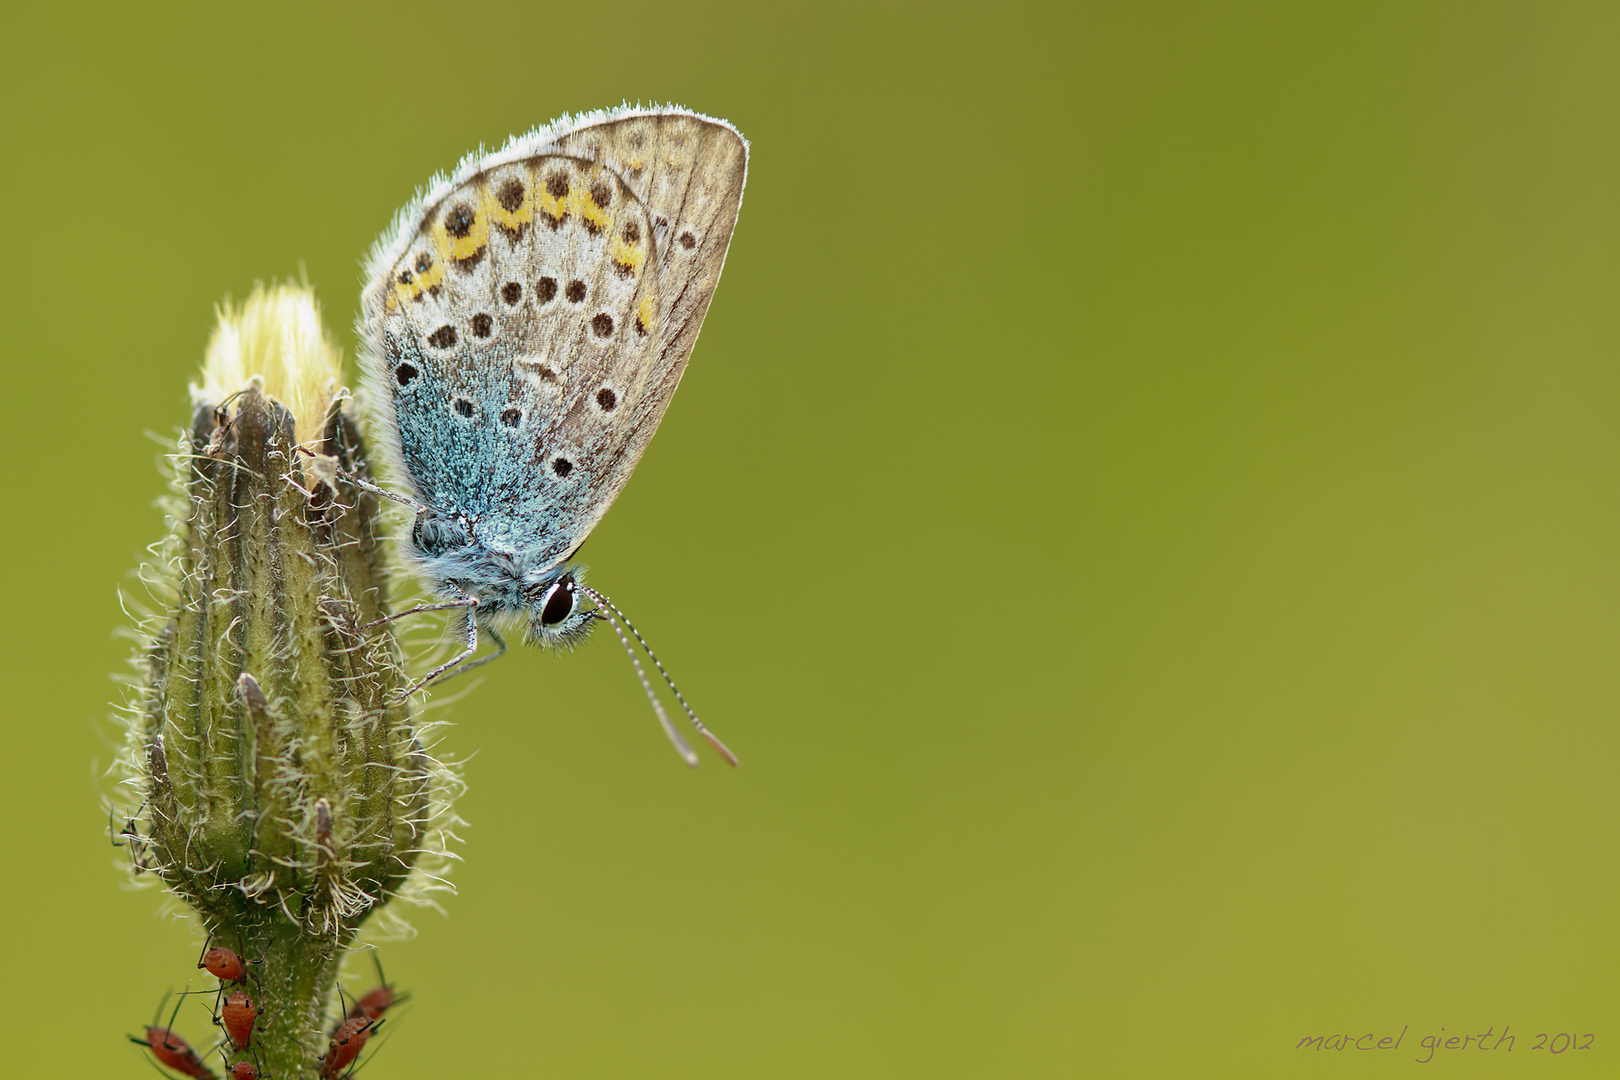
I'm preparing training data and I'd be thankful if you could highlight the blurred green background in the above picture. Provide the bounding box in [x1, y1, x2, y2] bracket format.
[3, 1, 1615, 1075]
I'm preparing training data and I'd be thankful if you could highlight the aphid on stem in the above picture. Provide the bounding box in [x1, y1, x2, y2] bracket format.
[197, 938, 261, 988]
[216, 989, 257, 1052]
[340, 953, 408, 1025]
[129, 993, 215, 1080]
[319, 1005, 381, 1080]
[222, 1048, 271, 1080]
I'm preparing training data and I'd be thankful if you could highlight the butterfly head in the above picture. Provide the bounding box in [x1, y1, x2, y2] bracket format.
[522, 568, 597, 648]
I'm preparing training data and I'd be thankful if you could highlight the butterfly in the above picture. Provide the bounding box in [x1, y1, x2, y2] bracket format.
[355, 106, 747, 766]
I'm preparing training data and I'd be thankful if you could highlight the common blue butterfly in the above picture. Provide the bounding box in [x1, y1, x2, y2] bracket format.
[356, 106, 746, 765]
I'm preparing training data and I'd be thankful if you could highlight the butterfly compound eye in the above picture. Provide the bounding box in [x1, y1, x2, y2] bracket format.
[539, 577, 576, 627]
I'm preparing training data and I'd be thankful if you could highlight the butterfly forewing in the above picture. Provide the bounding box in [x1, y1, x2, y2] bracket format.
[361, 108, 747, 569]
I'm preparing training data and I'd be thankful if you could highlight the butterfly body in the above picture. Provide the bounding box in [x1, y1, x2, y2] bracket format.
[358, 106, 747, 654]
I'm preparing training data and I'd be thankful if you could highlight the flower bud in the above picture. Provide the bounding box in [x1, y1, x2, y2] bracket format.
[114, 285, 458, 1077]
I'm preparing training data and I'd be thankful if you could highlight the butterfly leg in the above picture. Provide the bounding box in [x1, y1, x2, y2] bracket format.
[294, 446, 434, 515]
[344, 471, 431, 514]
[397, 602, 480, 696]
[431, 623, 508, 686]
[360, 597, 478, 631]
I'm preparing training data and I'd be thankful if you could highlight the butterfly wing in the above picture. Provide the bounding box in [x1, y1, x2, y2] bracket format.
[359, 107, 748, 571]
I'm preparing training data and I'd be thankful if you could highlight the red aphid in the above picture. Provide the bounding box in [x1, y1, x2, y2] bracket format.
[340, 953, 407, 1025]
[228, 1062, 264, 1080]
[129, 1026, 215, 1080]
[319, 1014, 376, 1079]
[346, 983, 402, 1022]
[219, 990, 257, 1051]
[200, 945, 251, 984]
